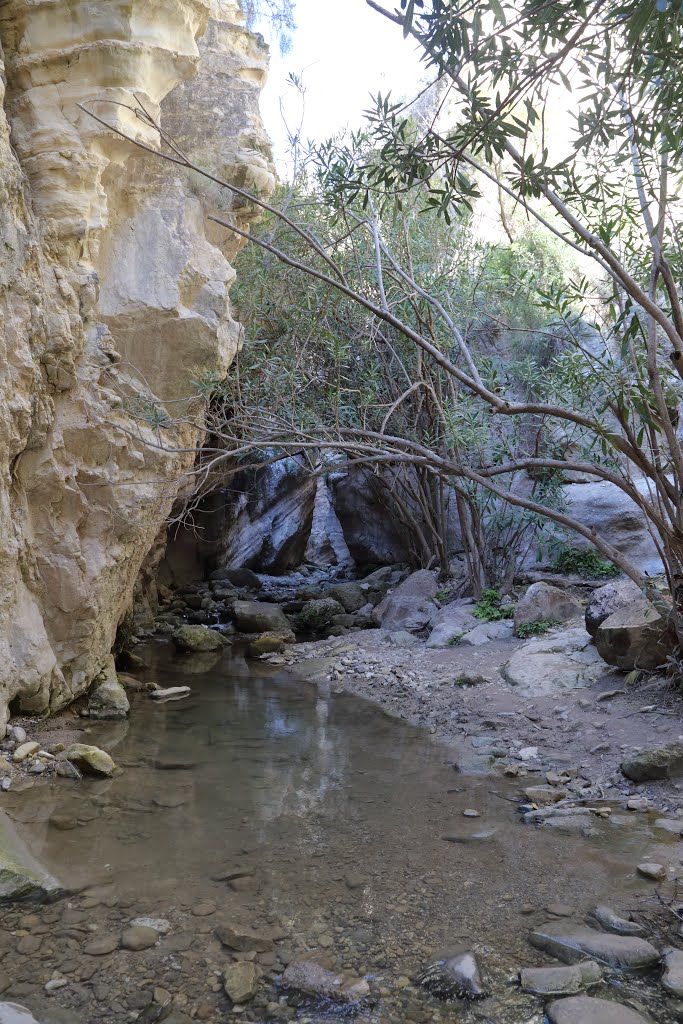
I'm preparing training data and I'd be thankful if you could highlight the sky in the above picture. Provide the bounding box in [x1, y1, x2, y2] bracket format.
[257, 0, 427, 176]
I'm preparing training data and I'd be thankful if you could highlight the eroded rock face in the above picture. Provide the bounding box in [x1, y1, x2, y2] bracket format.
[0, 1, 272, 728]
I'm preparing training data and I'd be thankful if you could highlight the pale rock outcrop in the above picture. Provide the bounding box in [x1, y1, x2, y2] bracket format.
[0, 1, 273, 730]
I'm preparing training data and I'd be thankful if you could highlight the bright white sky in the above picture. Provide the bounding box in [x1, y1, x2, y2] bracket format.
[257, 0, 426, 176]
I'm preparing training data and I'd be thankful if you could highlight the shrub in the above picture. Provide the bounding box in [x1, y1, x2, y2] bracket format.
[515, 618, 561, 639]
[552, 547, 620, 580]
[473, 589, 515, 622]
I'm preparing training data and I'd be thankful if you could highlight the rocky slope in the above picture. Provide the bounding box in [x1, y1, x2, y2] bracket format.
[0, 0, 273, 731]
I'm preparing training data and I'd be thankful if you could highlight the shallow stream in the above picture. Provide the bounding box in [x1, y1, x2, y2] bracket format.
[1, 643, 679, 1023]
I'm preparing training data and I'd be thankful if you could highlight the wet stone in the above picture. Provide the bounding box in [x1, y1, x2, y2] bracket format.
[529, 922, 660, 969]
[546, 995, 650, 1024]
[84, 935, 118, 956]
[662, 948, 683, 997]
[593, 905, 643, 936]
[637, 862, 667, 881]
[120, 925, 159, 951]
[15, 936, 40, 956]
[416, 951, 487, 1000]
[519, 962, 602, 995]
[223, 961, 260, 1003]
[216, 924, 273, 952]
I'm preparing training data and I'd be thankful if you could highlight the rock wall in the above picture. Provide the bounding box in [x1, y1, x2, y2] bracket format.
[0, 0, 273, 730]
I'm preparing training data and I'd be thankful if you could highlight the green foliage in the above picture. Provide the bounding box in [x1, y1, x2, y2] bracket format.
[447, 632, 464, 646]
[473, 589, 515, 622]
[515, 618, 561, 639]
[552, 547, 620, 580]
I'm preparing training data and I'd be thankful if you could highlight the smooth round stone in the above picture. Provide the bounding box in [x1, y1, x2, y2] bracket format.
[547, 995, 648, 1024]
[120, 926, 159, 951]
[84, 935, 118, 956]
[637, 862, 666, 881]
[191, 902, 216, 917]
[12, 742, 39, 763]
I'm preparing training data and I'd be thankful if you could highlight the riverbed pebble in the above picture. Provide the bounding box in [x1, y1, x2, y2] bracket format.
[12, 742, 39, 763]
[120, 925, 159, 951]
[636, 862, 667, 881]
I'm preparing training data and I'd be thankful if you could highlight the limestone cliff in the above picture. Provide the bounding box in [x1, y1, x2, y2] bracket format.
[0, 0, 273, 729]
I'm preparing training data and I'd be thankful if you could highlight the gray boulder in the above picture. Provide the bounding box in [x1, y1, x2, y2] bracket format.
[562, 478, 663, 575]
[211, 567, 261, 589]
[297, 597, 345, 632]
[231, 601, 291, 634]
[326, 581, 366, 612]
[461, 620, 514, 646]
[595, 597, 674, 669]
[585, 579, 641, 637]
[546, 995, 649, 1024]
[503, 627, 605, 696]
[172, 624, 229, 652]
[620, 742, 683, 782]
[529, 921, 659, 969]
[374, 569, 438, 632]
[514, 582, 582, 635]
[427, 601, 478, 648]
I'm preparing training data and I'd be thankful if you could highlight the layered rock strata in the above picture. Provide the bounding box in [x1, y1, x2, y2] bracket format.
[0, 0, 273, 729]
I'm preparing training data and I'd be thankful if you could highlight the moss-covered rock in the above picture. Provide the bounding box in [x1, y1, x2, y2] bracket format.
[172, 625, 230, 653]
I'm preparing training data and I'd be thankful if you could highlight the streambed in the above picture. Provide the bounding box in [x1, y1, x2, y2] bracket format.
[0, 642, 679, 1023]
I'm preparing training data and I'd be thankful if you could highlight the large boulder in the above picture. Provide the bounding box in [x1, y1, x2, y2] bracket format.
[296, 597, 345, 632]
[562, 479, 663, 575]
[172, 624, 229, 653]
[427, 601, 478, 648]
[503, 627, 605, 696]
[212, 568, 261, 589]
[373, 570, 438, 632]
[620, 742, 683, 782]
[514, 582, 582, 635]
[585, 579, 642, 637]
[231, 601, 291, 634]
[326, 581, 366, 613]
[595, 597, 674, 670]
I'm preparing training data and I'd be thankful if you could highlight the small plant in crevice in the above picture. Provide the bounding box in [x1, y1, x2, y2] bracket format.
[515, 618, 561, 639]
[447, 632, 464, 647]
[551, 547, 620, 580]
[473, 589, 515, 622]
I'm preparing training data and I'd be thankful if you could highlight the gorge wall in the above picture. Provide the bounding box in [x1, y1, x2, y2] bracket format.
[0, 0, 273, 730]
